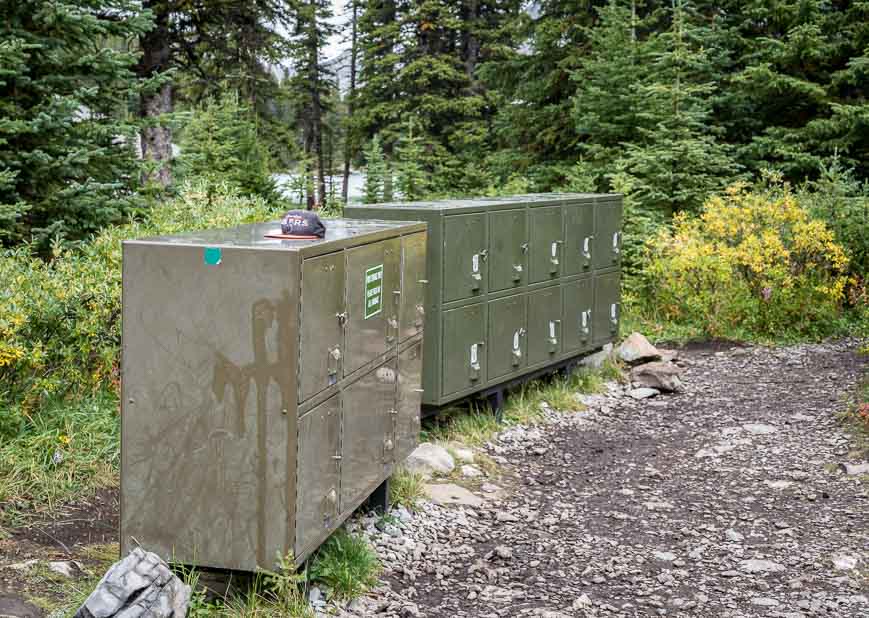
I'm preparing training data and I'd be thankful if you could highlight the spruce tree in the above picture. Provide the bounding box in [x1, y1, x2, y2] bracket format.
[395, 117, 431, 200]
[0, 0, 152, 248]
[363, 135, 387, 202]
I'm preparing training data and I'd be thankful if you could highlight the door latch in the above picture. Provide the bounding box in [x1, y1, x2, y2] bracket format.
[548, 319, 560, 352]
[327, 346, 342, 383]
[387, 316, 398, 344]
[582, 236, 593, 263]
[550, 240, 563, 272]
[512, 263, 523, 281]
[511, 328, 526, 366]
[336, 311, 347, 326]
[581, 310, 591, 340]
[469, 342, 483, 381]
[612, 232, 621, 258]
[610, 303, 619, 332]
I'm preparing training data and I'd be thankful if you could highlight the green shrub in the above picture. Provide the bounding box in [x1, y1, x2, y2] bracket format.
[637, 181, 851, 341]
[0, 182, 285, 424]
[308, 528, 380, 601]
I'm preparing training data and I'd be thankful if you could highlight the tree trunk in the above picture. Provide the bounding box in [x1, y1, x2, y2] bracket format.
[308, 2, 327, 209]
[341, 0, 359, 203]
[137, 1, 173, 188]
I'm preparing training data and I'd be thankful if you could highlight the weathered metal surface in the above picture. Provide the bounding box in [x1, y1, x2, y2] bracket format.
[395, 338, 423, 462]
[121, 244, 296, 572]
[487, 294, 527, 381]
[345, 195, 622, 408]
[399, 233, 427, 342]
[529, 206, 563, 283]
[300, 252, 345, 401]
[442, 303, 486, 397]
[340, 359, 397, 510]
[527, 285, 563, 365]
[443, 213, 487, 303]
[563, 277, 595, 353]
[488, 209, 527, 292]
[121, 218, 425, 573]
[295, 395, 340, 559]
[593, 271, 621, 346]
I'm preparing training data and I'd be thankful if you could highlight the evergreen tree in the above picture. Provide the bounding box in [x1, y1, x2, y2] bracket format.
[363, 135, 387, 202]
[0, 0, 151, 248]
[286, 0, 337, 209]
[176, 92, 278, 203]
[395, 116, 431, 199]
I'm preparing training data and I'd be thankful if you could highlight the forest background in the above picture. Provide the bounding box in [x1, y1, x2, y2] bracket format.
[1, 0, 868, 545]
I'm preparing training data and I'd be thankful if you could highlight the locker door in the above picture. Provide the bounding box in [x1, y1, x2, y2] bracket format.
[563, 278, 594, 354]
[399, 233, 427, 342]
[345, 239, 401, 374]
[487, 295, 527, 381]
[593, 272, 621, 346]
[443, 213, 487, 302]
[299, 253, 345, 401]
[593, 200, 623, 270]
[442, 304, 486, 397]
[341, 360, 397, 509]
[529, 206, 564, 283]
[295, 395, 341, 557]
[563, 202, 595, 276]
[527, 286, 562, 365]
[488, 209, 527, 292]
[395, 340, 423, 463]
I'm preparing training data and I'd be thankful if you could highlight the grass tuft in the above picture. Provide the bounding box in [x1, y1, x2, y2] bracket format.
[390, 467, 427, 509]
[0, 390, 119, 527]
[308, 528, 380, 601]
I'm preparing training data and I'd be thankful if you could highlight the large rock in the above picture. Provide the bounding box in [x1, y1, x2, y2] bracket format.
[631, 361, 684, 393]
[404, 442, 455, 477]
[74, 548, 190, 618]
[425, 483, 483, 507]
[617, 333, 661, 364]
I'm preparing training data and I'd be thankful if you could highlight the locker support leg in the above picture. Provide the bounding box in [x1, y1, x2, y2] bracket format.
[363, 478, 390, 514]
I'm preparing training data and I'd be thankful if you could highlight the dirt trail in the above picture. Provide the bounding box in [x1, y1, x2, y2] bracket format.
[352, 341, 869, 617]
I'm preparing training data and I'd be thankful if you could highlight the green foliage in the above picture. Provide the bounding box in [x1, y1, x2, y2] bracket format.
[0, 390, 118, 527]
[0, 0, 152, 249]
[177, 93, 280, 203]
[363, 135, 388, 202]
[389, 467, 427, 509]
[395, 117, 431, 200]
[308, 528, 380, 601]
[637, 181, 852, 341]
[0, 182, 285, 419]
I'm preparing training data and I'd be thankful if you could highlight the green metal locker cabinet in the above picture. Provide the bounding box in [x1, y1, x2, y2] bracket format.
[346, 193, 622, 408]
[121, 219, 426, 572]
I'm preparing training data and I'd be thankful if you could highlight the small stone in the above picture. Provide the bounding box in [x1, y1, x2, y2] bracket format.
[572, 594, 593, 609]
[580, 344, 614, 369]
[831, 555, 858, 571]
[742, 423, 777, 435]
[451, 446, 475, 463]
[461, 464, 484, 478]
[425, 483, 483, 507]
[654, 551, 677, 562]
[309, 586, 323, 604]
[617, 333, 662, 364]
[48, 561, 80, 578]
[840, 463, 869, 476]
[751, 597, 780, 607]
[725, 529, 745, 542]
[496, 511, 519, 522]
[405, 443, 455, 477]
[494, 546, 513, 560]
[764, 480, 793, 490]
[739, 559, 785, 573]
[629, 387, 660, 400]
[481, 483, 501, 494]
[630, 361, 684, 393]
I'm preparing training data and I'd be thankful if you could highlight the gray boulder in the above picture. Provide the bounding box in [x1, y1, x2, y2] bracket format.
[404, 443, 455, 477]
[580, 343, 614, 369]
[631, 361, 684, 393]
[74, 548, 190, 618]
[617, 333, 661, 364]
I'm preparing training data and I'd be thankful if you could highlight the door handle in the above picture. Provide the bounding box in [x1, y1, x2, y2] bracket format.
[612, 232, 621, 258]
[610, 303, 620, 332]
[583, 236, 593, 263]
[512, 263, 523, 281]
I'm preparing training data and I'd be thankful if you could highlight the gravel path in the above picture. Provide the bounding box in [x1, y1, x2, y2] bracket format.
[345, 341, 869, 618]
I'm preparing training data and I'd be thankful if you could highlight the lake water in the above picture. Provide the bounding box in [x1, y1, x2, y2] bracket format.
[273, 171, 366, 204]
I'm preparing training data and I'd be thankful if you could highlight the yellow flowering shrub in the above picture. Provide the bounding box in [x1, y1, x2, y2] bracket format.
[0, 181, 284, 431]
[641, 182, 851, 340]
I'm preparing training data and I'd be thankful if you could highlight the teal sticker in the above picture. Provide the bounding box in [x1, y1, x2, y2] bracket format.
[364, 264, 384, 319]
[204, 247, 222, 266]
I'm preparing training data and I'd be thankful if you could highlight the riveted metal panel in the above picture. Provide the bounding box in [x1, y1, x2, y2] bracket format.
[529, 206, 563, 283]
[399, 233, 427, 342]
[443, 213, 487, 302]
[488, 209, 527, 292]
[344, 240, 399, 374]
[442, 303, 486, 397]
[295, 395, 340, 560]
[121, 243, 296, 572]
[593, 199, 623, 270]
[395, 339, 423, 462]
[299, 253, 345, 402]
[340, 360, 397, 509]
[527, 286, 562, 365]
[593, 272, 621, 346]
[563, 201, 596, 276]
[563, 277, 595, 354]
[487, 295, 527, 381]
